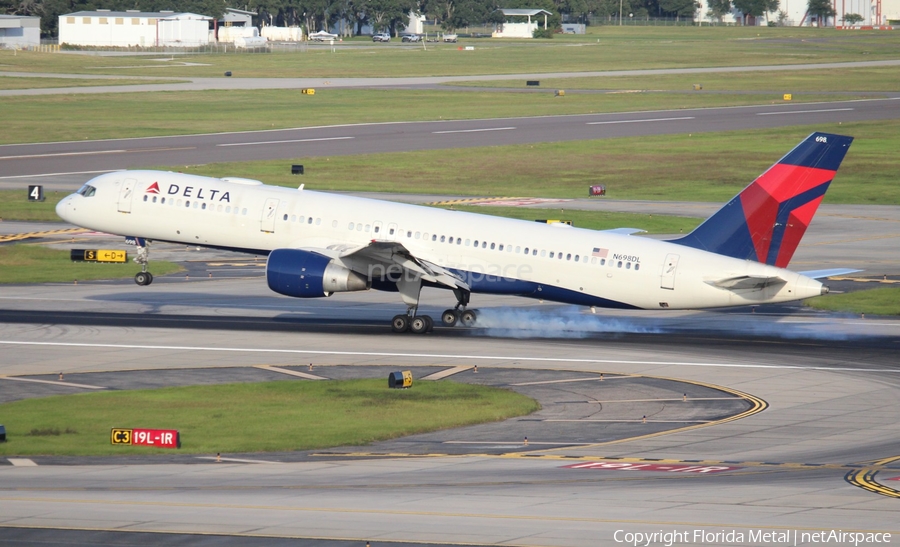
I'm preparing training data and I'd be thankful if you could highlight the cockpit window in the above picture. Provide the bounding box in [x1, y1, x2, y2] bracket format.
[76, 184, 97, 197]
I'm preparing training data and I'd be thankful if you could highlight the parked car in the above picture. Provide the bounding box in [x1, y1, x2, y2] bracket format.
[372, 33, 391, 42]
[442, 34, 458, 43]
[401, 34, 422, 42]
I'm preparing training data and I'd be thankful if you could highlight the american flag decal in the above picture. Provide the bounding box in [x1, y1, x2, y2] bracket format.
[592, 247, 609, 258]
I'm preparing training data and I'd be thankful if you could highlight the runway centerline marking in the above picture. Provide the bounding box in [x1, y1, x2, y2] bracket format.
[1, 340, 899, 373]
[756, 108, 854, 116]
[432, 127, 516, 134]
[217, 137, 354, 147]
[586, 116, 695, 125]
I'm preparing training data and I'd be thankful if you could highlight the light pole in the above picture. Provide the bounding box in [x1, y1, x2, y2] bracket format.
[619, 0, 623, 25]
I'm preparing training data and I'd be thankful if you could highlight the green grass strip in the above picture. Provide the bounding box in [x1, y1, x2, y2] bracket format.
[0, 245, 182, 284]
[0, 379, 540, 456]
[805, 287, 900, 316]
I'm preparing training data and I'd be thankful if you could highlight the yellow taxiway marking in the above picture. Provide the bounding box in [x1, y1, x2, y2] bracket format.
[425, 197, 522, 206]
[586, 397, 739, 403]
[0, 228, 86, 243]
[845, 454, 900, 499]
[254, 365, 327, 381]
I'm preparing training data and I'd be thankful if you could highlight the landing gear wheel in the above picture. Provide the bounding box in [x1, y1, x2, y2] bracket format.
[391, 314, 410, 333]
[410, 316, 429, 334]
[423, 315, 434, 332]
[461, 309, 478, 327]
[441, 309, 459, 327]
[134, 271, 152, 286]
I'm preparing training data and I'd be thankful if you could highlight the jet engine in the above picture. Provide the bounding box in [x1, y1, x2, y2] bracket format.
[266, 248, 369, 298]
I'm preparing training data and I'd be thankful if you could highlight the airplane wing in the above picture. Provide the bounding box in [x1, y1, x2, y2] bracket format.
[707, 275, 786, 291]
[300, 240, 470, 291]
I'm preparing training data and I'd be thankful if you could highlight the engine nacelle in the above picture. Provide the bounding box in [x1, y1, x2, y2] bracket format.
[266, 248, 369, 298]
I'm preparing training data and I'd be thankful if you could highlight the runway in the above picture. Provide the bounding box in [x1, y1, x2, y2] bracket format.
[2, 98, 900, 179]
[1, 266, 900, 545]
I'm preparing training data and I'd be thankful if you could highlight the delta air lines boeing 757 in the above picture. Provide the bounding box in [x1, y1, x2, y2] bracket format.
[56, 132, 855, 334]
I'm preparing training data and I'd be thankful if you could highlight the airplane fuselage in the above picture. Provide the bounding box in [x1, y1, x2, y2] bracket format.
[56, 170, 825, 310]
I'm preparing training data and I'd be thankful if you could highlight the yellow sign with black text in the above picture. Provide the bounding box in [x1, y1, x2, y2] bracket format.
[111, 428, 132, 445]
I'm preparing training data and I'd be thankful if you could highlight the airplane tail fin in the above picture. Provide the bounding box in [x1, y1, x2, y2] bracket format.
[671, 132, 853, 268]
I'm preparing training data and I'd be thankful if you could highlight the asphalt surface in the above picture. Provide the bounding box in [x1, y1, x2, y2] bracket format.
[2, 98, 899, 180]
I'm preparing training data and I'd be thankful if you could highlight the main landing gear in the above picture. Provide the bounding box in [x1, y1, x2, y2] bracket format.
[390, 284, 478, 334]
[440, 289, 478, 327]
[133, 240, 154, 286]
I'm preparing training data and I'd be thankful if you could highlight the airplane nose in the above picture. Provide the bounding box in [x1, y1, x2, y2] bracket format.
[55, 195, 73, 222]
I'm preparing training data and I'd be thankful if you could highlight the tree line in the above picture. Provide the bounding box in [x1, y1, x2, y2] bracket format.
[2, 0, 841, 38]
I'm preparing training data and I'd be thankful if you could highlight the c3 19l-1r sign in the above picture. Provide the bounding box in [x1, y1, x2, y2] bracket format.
[111, 428, 181, 449]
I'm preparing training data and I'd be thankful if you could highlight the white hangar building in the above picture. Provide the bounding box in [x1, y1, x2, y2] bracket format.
[0, 15, 41, 48]
[59, 11, 213, 47]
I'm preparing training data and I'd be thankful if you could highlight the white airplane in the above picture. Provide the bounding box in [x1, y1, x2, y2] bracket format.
[56, 132, 855, 334]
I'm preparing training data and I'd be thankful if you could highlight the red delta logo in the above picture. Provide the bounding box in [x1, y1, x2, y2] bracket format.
[146, 182, 161, 194]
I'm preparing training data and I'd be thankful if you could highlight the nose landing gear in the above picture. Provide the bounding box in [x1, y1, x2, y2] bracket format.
[133, 239, 154, 286]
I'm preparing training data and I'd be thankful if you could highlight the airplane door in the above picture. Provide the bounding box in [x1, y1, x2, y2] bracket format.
[261, 198, 279, 233]
[373, 221, 383, 237]
[660, 253, 679, 290]
[117, 178, 137, 213]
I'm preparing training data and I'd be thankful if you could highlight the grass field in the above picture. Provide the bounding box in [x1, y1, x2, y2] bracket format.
[175, 119, 900, 205]
[0, 379, 539, 456]
[805, 287, 900, 316]
[0, 190, 70, 221]
[0, 245, 182, 284]
[2, 28, 898, 78]
[0, 87, 867, 145]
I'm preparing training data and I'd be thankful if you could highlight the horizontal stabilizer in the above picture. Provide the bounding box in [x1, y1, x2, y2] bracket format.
[708, 275, 786, 291]
[799, 268, 862, 279]
[601, 228, 647, 235]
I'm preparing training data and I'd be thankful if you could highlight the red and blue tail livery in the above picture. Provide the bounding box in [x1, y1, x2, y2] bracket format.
[672, 132, 853, 268]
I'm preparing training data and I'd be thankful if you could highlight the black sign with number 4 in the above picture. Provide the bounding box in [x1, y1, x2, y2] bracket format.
[28, 185, 45, 202]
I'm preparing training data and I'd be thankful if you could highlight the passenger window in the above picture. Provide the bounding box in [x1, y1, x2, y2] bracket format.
[474, 240, 479, 247]
[177, 199, 183, 206]
[465, 239, 470, 246]
[549, 252, 554, 258]
[217, 205, 223, 212]
[432, 235, 437, 241]
[567, 254, 572, 261]
[575, 255, 579, 262]
[281, 212, 286, 219]
[499, 244, 504, 251]
[193, 202, 199, 209]
[184, 201, 189, 207]
[333, 220, 339, 228]
[416, 232, 421, 239]
[143, 195, 148, 202]
[635, 264, 640, 271]
[407, 231, 412, 238]
[299, 216, 305, 223]
[533, 249, 537, 256]
[524, 247, 529, 254]
[203, 203, 209, 210]
[153, 196, 158, 203]
[389, 227, 395, 235]
[457, 238, 462, 245]
[357, 224, 363, 231]
[349, 222, 355, 230]
[315, 218, 320, 225]
[482, 242, 487, 248]
[309, 217, 314, 224]
[601, 258, 606, 266]
[291, 215, 297, 222]
[516, 246, 521, 253]
[226, 206, 231, 213]
[541, 250, 546, 257]
[626, 262, 631, 269]
[373, 224, 379, 232]
[365, 225, 371, 232]
[242, 208, 248, 215]
[491, 243, 496, 250]
[617, 261, 623, 268]
[162, 197, 166, 204]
